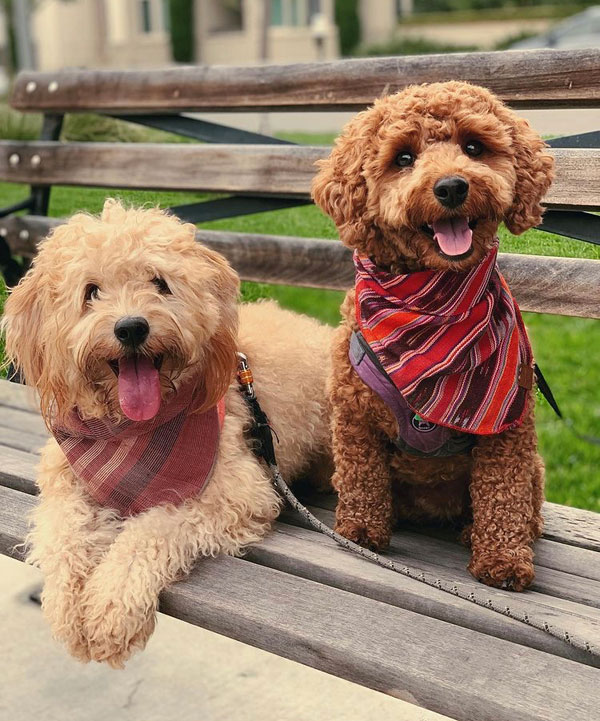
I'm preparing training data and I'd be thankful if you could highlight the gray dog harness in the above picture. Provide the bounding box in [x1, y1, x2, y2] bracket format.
[349, 331, 475, 458]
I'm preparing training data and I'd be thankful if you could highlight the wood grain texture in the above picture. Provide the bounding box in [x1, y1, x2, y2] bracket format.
[249, 521, 600, 667]
[289, 494, 600, 581]
[544, 503, 600, 552]
[0, 442, 39, 495]
[2, 216, 599, 319]
[0, 484, 599, 721]
[0, 405, 47, 437]
[0, 143, 596, 210]
[0, 142, 324, 196]
[300, 490, 600, 555]
[0, 426, 47, 456]
[0, 380, 40, 413]
[284, 504, 600, 611]
[10, 49, 600, 112]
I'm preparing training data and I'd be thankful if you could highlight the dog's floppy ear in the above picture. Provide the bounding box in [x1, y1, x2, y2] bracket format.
[311, 109, 381, 250]
[188, 241, 240, 413]
[1, 262, 49, 387]
[503, 116, 555, 235]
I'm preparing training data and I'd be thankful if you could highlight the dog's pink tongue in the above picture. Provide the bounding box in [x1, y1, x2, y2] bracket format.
[118, 357, 161, 422]
[432, 217, 473, 256]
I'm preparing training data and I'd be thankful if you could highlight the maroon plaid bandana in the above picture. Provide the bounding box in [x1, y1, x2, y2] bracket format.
[354, 246, 533, 435]
[53, 387, 225, 516]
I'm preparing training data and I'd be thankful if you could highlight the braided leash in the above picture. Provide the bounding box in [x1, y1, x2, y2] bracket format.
[236, 354, 599, 660]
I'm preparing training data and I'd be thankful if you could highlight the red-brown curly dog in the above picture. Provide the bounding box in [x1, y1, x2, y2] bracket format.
[312, 81, 555, 591]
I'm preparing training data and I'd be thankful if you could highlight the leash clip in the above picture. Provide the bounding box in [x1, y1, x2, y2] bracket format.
[236, 352, 256, 400]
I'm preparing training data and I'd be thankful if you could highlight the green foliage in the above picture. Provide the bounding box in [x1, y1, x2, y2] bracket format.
[335, 0, 361, 56]
[0, 105, 41, 140]
[168, 0, 195, 63]
[412, 0, 596, 15]
[0, 0, 17, 74]
[61, 113, 194, 144]
[493, 29, 537, 50]
[365, 36, 479, 56]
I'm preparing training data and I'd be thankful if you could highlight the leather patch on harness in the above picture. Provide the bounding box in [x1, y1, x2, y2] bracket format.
[518, 363, 534, 390]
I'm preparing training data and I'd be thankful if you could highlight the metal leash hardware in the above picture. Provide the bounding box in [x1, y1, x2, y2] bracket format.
[235, 352, 599, 660]
[237, 352, 278, 464]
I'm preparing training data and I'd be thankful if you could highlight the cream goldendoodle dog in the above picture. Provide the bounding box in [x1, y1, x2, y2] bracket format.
[2, 200, 332, 668]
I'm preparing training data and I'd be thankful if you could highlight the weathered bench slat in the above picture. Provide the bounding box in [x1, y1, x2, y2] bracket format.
[2, 217, 599, 320]
[0, 444, 38, 495]
[544, 502, 600, 553]
[5, 430, 599, 606]
[250, 521, 600, 664]
[0, 143, 596, 211]
[0, 484, 598, 721]
[0, 381, 39, 413]
[284, 503, 600, 612]
[287, 496, 600, 582]
[301, 489, 600, 553]
[3, 477, 597, 666]
[0, 427, 47, 455]
[10, 50, 600, 112]
[0, 405, 47, 437]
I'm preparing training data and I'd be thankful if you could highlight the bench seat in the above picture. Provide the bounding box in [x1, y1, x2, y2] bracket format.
[1, 378, 599, 721]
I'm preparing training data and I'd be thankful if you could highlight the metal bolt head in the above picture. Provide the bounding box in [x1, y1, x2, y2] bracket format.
[31, 154, 41, 167]
[25, 81, 37, 93]
[48, 81, 58, 93]
[19, 229, 30, 241]
[9, 153, 20, 167]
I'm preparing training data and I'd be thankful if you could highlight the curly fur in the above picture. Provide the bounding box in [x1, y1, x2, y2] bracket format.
[312, 82, 553, 590]
[2, 200, 333, 667]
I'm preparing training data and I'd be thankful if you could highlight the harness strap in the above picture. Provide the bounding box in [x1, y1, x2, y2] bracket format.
[236, 354, 599, 660]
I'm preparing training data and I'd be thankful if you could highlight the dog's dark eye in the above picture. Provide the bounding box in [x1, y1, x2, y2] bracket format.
[395, 151, 415, 168]
[152, 276, 171, 295]
[464, 140, 484, 157]
[84, 284, 100, 303]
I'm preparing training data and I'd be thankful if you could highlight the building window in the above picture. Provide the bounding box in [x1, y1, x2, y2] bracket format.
[140, 0, 152, 33]
[271, 0, 283, 26]
[162, 0, 170, 32]
[271, 0, 309, 27]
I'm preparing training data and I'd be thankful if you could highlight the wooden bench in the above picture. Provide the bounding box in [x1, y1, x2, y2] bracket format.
[1, 49, 600, 721]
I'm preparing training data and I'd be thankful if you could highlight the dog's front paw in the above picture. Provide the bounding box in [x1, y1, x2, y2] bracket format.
[335, 517, 391, 551]
[40, 581, 91, 663]
[469, 547, 535, 592]
[81, 571, 157, 668]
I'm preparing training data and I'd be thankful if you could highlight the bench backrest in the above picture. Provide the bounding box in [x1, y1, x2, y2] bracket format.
[0, 48, 599, 319]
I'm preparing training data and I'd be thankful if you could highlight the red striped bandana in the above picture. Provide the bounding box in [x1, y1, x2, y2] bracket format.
[53, 387, 225, 516]
[354, 246, 533, 435]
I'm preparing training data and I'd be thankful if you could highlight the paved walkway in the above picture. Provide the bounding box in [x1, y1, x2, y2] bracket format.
[1, 555, 453, 721]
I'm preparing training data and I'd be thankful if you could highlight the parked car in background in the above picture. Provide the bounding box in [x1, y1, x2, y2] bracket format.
[511, 6, 600, 50]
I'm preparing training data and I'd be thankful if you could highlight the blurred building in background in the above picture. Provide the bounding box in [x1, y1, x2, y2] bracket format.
[4, 0, 597, 74]
[10, 0, 360, 70]
[195, 0, 338, 64]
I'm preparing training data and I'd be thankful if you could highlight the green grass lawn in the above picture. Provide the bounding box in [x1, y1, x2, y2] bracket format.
[0, 127, 598, 511]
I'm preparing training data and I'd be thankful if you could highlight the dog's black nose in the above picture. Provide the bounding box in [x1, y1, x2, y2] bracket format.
[114, 317, 150, 347]
[433, 176, 469, 209]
